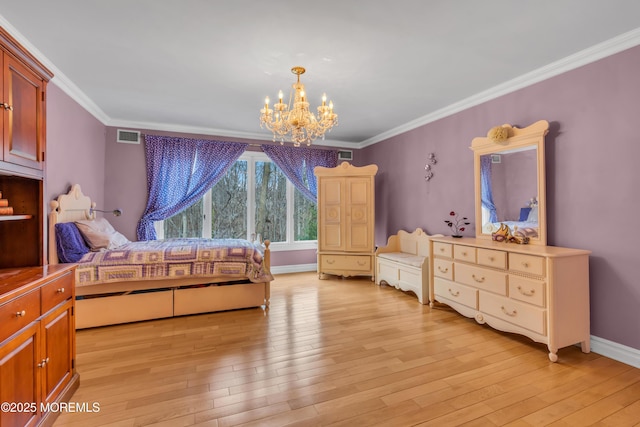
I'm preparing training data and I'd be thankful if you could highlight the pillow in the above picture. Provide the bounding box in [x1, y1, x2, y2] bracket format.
[527, 206, 539, 222]
[75, 217, 130, 250]
[55, 222, 90, 263]
[519, 207, 532, 222]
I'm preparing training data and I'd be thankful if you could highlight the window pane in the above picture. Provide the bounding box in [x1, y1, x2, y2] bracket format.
[163, 198, 203, 238]
[211, 160, 247, 238]
[255, 161, 286, 242]
[294, 190, 317, 241]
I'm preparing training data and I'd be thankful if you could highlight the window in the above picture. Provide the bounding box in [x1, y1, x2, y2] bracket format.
[157, 152, 317, 250]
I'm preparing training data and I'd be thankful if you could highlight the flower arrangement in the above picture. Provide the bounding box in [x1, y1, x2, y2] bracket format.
[445, 211, 470, 237]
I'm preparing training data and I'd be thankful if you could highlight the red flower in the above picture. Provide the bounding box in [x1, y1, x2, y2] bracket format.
[449, 211, 456, 216]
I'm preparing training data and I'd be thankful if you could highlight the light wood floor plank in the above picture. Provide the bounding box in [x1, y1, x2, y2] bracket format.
[52, 272, 640, 426]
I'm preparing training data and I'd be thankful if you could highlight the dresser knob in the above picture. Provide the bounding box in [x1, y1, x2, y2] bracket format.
[57, 287, 65, 293]
[522, 262, 530, 268]
[448, 288, 460, 297]
[16, 310, 26, 317]
[501, 306, 517, 317]
[472, 274, 485, 283]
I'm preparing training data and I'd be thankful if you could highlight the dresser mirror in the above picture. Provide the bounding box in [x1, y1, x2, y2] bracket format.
[471, 120, 549, 245]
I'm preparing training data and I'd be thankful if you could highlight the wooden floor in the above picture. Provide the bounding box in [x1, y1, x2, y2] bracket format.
[54, 272, 640, 427]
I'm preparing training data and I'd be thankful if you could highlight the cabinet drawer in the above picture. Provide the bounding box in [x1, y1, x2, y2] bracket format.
[434, 277, 477, 309]
[509, 275, 546, 308]
[321, 255, 371, 271]
[455, 263, 507, 295]
[432, 242, 452, 258]
[479, 292, 547, 336]
[433, 258, 453, 280]
[41, 272, 73, 314]
[0, 289, 41, 343]
[477, 248, 507, 269]
[454, 245, 476, 263]
[509, 253, 545, 276]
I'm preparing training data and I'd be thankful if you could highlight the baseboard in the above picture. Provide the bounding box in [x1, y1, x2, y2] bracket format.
[271, 263, 317, 275]
[591, 335, 640, 369]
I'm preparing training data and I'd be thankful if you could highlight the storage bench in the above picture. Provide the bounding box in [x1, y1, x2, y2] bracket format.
[375, 228, 442, 304]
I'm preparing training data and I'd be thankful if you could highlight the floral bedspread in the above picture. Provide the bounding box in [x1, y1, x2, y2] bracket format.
[75, 238, 273, 287]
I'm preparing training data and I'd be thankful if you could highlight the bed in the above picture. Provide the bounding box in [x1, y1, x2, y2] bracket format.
[48, 184, 272, 329]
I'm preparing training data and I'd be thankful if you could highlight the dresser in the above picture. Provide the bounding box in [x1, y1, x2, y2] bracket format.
[314, 162, 378, 280]
[0, 265, 78, 427]
[429, 236, 591, 361]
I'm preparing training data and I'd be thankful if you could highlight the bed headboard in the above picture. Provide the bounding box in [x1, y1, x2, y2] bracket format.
[49, 184, 96, 264]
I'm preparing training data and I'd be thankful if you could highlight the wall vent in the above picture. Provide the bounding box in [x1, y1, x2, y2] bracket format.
[117, 129, 141, 144]
[337, 150, 353, 161]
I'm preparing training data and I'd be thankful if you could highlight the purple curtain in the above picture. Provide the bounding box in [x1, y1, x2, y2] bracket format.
[137, 135, 247, 240]
[261, 144, 338, 203]
[481, 155, 498, 223]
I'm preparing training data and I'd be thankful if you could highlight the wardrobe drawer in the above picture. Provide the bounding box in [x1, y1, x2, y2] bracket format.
[477, 248, 507, 269]
[0, 289, 41, 343]
[455, 263, 507, 295]
[320, 254, 371, 271]
[433, 242, 452, 258]
[509, 275, 546, 308]
[509, 253, 545, 276]
[41, 272, 73, 314]
[433, 258, 453, 280]
[454, 245, 476, 263]
[434, 277, 477, 310]
[479, 292, 547, 336]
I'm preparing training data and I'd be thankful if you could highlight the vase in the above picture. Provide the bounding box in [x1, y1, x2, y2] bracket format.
[452, 235, 462, 238]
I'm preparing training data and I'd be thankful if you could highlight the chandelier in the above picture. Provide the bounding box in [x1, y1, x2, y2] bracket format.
[260, 66, 338, 146]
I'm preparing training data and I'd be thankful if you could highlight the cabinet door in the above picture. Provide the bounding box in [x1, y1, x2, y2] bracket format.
[345, 177, 373, 252]
[2, 54, 45, 170]
[40, 301, 74, 407]
[318, 177, 344, 251]
[0, 323, 41, 427]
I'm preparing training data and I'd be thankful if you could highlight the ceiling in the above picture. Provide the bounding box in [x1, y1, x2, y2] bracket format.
[1, 1, 640, 147]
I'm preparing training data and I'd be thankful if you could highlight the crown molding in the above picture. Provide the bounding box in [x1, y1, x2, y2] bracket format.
[358, 27, 640, 148]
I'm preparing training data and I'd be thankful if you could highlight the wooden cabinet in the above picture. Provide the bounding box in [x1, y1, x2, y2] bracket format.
[0, 28, 51, 176]
[315, 162, 377, 280]
[0, 265, 78, 427]
[0, 27, 52, 270]
[430, 236, 591, 362]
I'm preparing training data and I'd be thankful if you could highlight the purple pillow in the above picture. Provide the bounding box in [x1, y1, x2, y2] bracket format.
[55, 222, 90, 263]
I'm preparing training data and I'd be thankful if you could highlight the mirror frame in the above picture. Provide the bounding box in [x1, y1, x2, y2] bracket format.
[471, 120, 549, 246]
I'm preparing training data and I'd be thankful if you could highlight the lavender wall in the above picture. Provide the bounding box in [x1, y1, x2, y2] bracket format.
[360, 45, 640, 351]
[45, 84, 106, 217]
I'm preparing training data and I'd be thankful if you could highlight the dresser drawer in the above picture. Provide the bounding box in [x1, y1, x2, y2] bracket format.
[477, 248, 507, 269]
[41, 272, 74, 314]
[479, 292, 547, 336]
[433, 258, 453, 280]
[0, 289, 41, 343]
[454, 245, 476, 263]
[509, 253, 545, 276]
[434, 277, 477, 309]
[433, 242, 452, 258]
[455, 263, 507, 295]
[320, 254, 371, 271]
[509, 275, 546, 307]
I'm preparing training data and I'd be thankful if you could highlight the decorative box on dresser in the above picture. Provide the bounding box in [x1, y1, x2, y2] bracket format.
[429, 236, 590, 362]
[314, 162, 378, 280]
[0, 27, 79, 427]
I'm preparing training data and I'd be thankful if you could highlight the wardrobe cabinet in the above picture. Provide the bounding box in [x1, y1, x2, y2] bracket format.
[0, 265, 78, 427]
[314, 162, 377, 280]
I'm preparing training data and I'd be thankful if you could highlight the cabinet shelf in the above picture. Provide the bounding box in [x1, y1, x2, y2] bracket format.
[0, 214, 33, 221]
